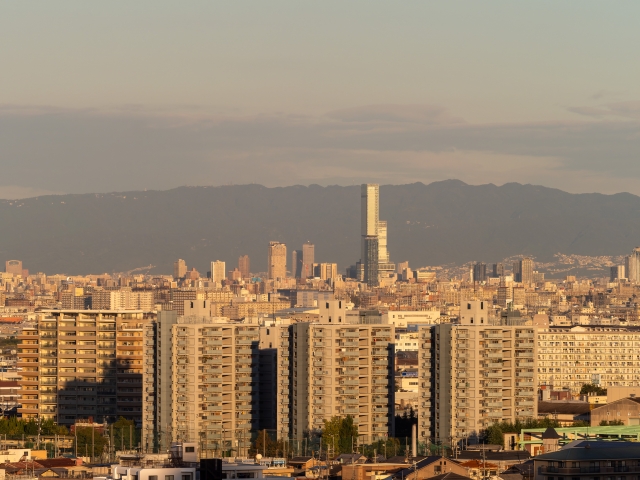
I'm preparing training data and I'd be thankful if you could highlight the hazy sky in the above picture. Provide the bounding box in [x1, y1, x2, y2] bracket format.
[1, 2, 640, 198]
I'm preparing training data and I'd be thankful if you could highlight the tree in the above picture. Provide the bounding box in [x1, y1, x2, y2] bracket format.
[395, 408, 417, 439]
[580, 384, 607, 396]
[483, 418, 561, 447]
[321, 416, 358, 456]
[112, 417, 140, 451]
[75, 427, 108, 458]
[250, 430, 285, 457]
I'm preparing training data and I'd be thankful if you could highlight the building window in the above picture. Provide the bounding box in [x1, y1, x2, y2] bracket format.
[185, 446, 195, 453]
[166, 476, 174, 480]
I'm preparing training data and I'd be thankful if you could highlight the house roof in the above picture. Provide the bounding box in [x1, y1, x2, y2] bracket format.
[535, 441, 640, 461]
[538, 401, 592, 415]
[541, 427, 561, 440]
[390, 456, 447, 479]
[427, 473, 472, 480]
[459, 460, 498, 469]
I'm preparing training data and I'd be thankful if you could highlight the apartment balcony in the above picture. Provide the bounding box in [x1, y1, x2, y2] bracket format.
[516, 400, 534, 407]
[516, 351, 534, 358]
[516, 342, 534, 349]
[340, 379, 359, 386]
[340, 332, 360, 338]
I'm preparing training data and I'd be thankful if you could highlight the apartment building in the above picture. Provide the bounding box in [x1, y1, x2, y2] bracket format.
[537, 325, 640, 393]
[91, 289, 154, 310]
[18, 309, 150, 426]
[418, 300, 537, 444]
[291, 300, 395, 442]
[258, 321, 292, 441]
[171, 318, 260, 457]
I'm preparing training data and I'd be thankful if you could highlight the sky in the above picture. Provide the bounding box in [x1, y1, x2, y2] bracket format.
[1, 1, 640, 198]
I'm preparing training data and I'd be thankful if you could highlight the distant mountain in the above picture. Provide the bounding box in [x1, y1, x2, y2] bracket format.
[1, 181, 639, 275]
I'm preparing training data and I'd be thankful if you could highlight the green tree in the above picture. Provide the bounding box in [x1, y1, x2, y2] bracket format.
[580, 384, 607, 395]
[75, 427, 108, 458]
[322, 416, 358, 456]
[112, 417, 140, 451]
[483, 418, 561, 447]
[250, 430, 285, 457]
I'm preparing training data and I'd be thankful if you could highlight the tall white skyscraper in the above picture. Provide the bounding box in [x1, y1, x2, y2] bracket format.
[377, 220, 389, 263]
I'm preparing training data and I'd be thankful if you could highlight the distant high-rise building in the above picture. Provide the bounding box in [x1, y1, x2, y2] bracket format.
[173, 259, 187, 280]
[359, 184, 394, 281]
[292, 250, 302, 278]
[520, 257, 534, 284]
[5, 260, 22, 276]
[473, 262, 487, 282]
[626, 247, 640, 283]
[397, 261, 409, 275]
[268, 242, 287, 280]
[238, 255, 250, 279]
[364, 236, 379, 287]
[302, 242, 314, 279]
[210, 260, 226, 283]
[228, 268, 242, 282]
[492, 263, 504, 278]
[377, 221, 389, 263]
[610, 265, 626, 282]
[512, 261, 521, 282]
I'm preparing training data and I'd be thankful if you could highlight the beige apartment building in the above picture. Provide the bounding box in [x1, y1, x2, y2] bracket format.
[18, 309, 150, 426]
[418, 300, 537, 444]
[291, 300, 395, 442]
[170, 318, 260, 457]
[258, 321, 292, 442]
[537, 325, 640, 393]
[91, 288, 154, 310]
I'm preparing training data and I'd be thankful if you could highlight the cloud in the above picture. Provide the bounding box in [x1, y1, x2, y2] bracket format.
[568, 101, 640, 120]
[326, 104, 463, 125]
[0, 104, 639, 195]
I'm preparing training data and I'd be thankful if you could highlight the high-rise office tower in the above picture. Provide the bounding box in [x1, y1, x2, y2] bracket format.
[520, 257, 534, 284]
[473, 263, 487, 282]
[625, 247, 640, 283]
[512, 261, 521, 282]
[418, 300, 537, 444]
[292, 250, 302, 279]
[302, 242, 314, 279]
[268, 242, 287, 280]
[210, 260, 226, 284]
[291, 300, 395, 442]
[173, 259, 187, 280]
[492, 263, 504, 278]
[363, 236, 379, 287]
[238, 255, 250, 279]
[5, 260, 22, 276]
[377, 221, 389, 263]
[360, 184, 379, 280]
[610, 265, 626, 282]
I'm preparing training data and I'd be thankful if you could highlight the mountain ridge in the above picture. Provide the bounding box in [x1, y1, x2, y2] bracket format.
[1, 180, 638, 275]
